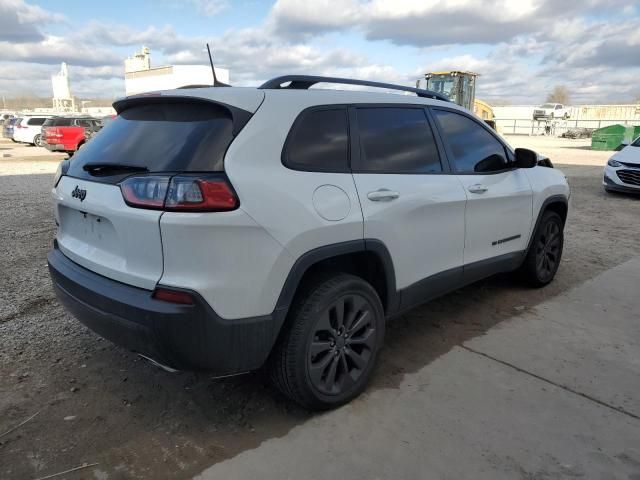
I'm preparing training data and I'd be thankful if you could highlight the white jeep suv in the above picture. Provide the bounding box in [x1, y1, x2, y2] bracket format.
[48, 76, 570, 410]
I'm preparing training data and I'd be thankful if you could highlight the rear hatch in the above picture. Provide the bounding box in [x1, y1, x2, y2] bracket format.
[53, 88, 264, 290]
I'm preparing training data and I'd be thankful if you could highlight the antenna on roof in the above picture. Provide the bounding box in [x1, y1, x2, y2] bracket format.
[207, 43, 229, 87]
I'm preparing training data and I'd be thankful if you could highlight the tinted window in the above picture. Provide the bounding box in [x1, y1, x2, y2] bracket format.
[67, 101, 235, 183]
[433, 110, 508, 173]
[356, 108, 441, 173]
[54, 118, 73, 126]
[26, 117, 46, 126]
[75, 119, 92, 127]
[284, 108, 349, 172]
[43, 118, 55, 127]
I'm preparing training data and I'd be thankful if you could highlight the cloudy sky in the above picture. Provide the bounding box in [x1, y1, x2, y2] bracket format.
[1, 0, 639, 104]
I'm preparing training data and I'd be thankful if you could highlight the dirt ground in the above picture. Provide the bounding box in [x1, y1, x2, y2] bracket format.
[1, 135, 639, 480]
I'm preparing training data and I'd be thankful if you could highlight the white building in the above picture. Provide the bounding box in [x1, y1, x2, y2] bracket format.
[124, 47, 229, 96]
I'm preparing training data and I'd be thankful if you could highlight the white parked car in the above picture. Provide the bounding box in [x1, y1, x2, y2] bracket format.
[603, 136, 640, 194]
[13, 115, 51, 146]
[533, 103, 570, 120]
[47, 75, 570, 410]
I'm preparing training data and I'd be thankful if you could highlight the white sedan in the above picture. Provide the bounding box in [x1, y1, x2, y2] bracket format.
[603, 136, 640, 194]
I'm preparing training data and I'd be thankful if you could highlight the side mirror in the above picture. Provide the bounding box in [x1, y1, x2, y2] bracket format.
[514, 148, 538, 168]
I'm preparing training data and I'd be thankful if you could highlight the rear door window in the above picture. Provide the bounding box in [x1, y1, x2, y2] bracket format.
[355, 107, 442, 174]
[66, 100, 237, 183]
[54, 118, 73, 126]
[27, 118, 47, 126]
[283, 108, 349, 172]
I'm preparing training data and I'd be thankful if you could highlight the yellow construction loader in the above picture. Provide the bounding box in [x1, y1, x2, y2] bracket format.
[416, 71, 496, 129]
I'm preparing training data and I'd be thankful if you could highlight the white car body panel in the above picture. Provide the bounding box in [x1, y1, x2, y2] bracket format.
[457, 170, 533, 265]
[13, 116, 49, 144]
[609, 144, 640, 165]
[158, 209, 294, 319]
[603, 143, 640, 192]
[353, 173, 466, 289]
[53, 176, 164, 290]
[525, 167, 571, 221]
[139, 86, 266, 113]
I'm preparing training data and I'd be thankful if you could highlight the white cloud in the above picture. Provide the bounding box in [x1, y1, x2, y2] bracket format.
[0, 0, 65, 43]
[0, 0, 639, 103]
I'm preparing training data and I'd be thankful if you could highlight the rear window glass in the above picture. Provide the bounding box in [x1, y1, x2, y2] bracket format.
[283, 108, 349, 172]
[67, 101, 235, 182]
[54, 118, 73, 126]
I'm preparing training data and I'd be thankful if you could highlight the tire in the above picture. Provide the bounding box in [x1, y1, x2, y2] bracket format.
[563, 113, 569, 120]
[33, 134, 42, 147]
[550, 113, 555, 120]
[519, 211, 564, 287]
[270, 273, 385, 410]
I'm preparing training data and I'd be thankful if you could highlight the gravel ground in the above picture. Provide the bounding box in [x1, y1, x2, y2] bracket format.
[1, 136, 639, 480]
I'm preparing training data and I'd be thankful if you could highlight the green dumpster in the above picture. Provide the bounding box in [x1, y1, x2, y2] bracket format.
[624, 125, 640, 145]
[591, 124, 626, 151]
[591, 124, 640, 151]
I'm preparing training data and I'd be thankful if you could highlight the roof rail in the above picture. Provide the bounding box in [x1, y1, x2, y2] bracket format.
[259, 75, 450, 102]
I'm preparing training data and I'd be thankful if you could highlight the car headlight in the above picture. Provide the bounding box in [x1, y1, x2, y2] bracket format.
[607, 158, 622, 168]
[54, 160, 70, 187]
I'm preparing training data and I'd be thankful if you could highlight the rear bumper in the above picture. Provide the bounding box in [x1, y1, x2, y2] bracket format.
[44, 143, 65, 151]
[48, 246, 280, 374]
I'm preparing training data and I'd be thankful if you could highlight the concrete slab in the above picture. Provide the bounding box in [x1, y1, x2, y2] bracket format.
[466, 257, 640, 418]
[196, 347, 640, 479]
[195, 259, 640, 480]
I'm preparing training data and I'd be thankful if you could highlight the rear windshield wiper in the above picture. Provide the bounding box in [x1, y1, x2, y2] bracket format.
[83, 163, 149, 175]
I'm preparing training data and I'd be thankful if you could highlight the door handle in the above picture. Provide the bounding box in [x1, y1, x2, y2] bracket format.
[468, 184, 488, 194]
[367, 189, 400, 202]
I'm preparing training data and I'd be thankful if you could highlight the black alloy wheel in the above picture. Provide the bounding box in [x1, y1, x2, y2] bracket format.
[535, 219, 561, 283]
[270, 274, 385, 410]
[307, 293, 377, 396]
[519, 210, 564, 287]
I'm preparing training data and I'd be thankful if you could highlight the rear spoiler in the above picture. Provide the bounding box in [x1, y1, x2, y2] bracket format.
[112, 95, 252, 136]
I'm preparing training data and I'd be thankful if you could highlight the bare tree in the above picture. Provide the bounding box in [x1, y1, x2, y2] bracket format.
[546, 85, 571, 104]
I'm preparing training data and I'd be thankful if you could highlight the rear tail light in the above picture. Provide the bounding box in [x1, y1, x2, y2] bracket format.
[152, 287, 194, 305]
[120, 176, 169, 209]
[120, 174, 238, 212]
[53, 160, 70, 187]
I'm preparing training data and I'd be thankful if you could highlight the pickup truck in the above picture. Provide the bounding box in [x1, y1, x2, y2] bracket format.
[42, 116, 102, 155]
[533, 103, 571, 120]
